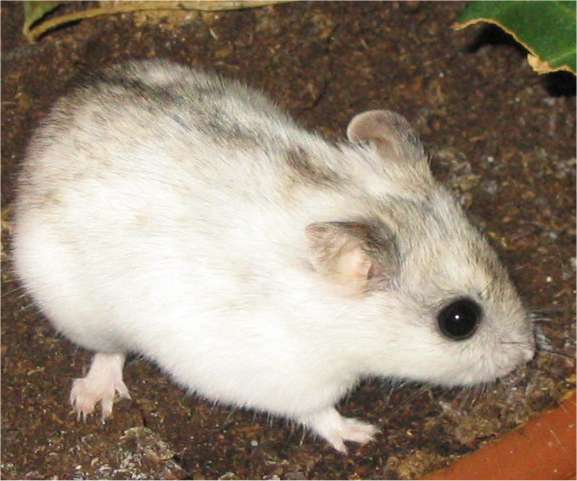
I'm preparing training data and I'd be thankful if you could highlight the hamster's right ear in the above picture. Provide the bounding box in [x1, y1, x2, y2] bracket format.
[305, 221, 399, 294]
[347, 110, 427, 165]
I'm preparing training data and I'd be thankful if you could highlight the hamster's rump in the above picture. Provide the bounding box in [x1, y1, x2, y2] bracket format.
[14, 60, 384, 418]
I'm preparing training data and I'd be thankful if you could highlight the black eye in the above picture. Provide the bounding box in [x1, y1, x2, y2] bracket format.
[437, 297, 482, 341]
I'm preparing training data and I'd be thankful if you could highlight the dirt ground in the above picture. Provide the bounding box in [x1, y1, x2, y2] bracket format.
[1, 2, 575, 479]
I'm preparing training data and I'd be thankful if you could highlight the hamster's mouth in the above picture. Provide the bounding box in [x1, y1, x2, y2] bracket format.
[475, 349, 534, 385]
[436, 349, 533, 387]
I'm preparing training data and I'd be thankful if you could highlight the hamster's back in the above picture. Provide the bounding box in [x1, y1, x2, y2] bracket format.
[19, 60, 301, 206]
[16, 60, 367, 259]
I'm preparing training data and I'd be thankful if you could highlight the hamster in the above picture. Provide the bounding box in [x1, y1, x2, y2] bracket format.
[12, 60, 535, 453]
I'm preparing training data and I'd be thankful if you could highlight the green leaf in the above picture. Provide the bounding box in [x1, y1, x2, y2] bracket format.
[454, 1, 576, 75]
[22, 1, 62, 41]
[21, 1, 294, 43]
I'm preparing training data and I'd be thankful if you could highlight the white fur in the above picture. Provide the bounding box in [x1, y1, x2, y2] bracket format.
[12, 60, 534, 452]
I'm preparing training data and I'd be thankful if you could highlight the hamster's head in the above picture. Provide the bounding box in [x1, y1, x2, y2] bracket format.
[305, 110, 535, 387]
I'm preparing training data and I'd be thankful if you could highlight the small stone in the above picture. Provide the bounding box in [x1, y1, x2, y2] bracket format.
[219, 472, 236, 480]
[547, 231, 558, 240]
[483, 180, 498, 195]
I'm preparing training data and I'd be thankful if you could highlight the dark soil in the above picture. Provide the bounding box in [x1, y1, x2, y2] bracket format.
[1, 2, 575, 479]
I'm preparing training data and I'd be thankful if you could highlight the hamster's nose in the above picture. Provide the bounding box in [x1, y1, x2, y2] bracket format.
[522, 346, 535, 362]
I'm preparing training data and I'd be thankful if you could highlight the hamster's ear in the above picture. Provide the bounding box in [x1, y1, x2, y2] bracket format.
[347, 110, 426, 164]
[306, 221, 398, 293]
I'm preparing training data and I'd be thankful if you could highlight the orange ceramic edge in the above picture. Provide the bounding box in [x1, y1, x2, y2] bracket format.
[424, 390, 576, 480]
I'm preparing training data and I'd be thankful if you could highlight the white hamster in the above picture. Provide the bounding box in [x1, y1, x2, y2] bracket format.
[12, 60, 535, 453]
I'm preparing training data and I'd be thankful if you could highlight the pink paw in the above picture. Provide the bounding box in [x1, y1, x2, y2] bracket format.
[70, 376, 130, 421]
[302, 407, 379, 454]
[324, 417, 378, 454]
[69, 352, 130, 421]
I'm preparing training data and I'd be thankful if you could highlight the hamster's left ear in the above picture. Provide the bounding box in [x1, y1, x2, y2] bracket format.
[305, 221, 399, 294]
[347, 110, 427, 165]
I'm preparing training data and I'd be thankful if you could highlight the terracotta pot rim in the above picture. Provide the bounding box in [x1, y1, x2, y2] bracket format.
[425, 390, 576, 480]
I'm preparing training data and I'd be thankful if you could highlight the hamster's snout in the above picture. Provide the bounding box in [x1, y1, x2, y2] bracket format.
[509, 339, 535, 372]
[522, 344, 536, 363]
[520, 325, 537, 363]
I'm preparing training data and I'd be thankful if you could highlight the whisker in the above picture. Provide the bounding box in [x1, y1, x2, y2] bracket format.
[528, 306, 567, 315]
[544, 335, 572, 345]
[525, 377, 535, 396]
[0, 276, 22, 285]
[18, 302, 41, 313]
[455, 385, 478, 409]
[404, 384, 429, 404]
[537, 331, 576, 342]
[468, 386, 478, 407]
[530, 317, 554, 323]
[472, 383, 487, 406]
[1, 286, 27, 298]
[538, 349, 575, 360]
[466, 386, 477, 407]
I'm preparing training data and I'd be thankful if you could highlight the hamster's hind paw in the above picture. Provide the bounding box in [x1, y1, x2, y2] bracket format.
[301, 407, 379, 454]
[69, 352, 130, 421]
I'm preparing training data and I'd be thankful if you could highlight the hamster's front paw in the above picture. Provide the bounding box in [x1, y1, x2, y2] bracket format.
[301, 407, 379, 454]
[70, 352, 131, 421]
